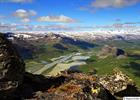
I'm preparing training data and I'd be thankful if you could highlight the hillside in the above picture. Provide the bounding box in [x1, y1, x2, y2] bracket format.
[5, 32, 140, 88]
[1, 33, 140, 100]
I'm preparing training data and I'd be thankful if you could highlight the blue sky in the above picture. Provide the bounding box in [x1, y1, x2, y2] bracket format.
[0, 0, 140, 32]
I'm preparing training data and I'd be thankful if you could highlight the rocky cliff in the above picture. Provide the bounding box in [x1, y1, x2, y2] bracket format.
[0, 33, 25, 98]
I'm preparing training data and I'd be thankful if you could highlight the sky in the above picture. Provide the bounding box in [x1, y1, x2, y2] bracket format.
[0, 0, 140, 32]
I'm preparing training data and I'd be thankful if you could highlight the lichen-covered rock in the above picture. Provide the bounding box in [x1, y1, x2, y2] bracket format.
[0, 33, 25, 97]
[99, 68, 134, 94]
[34, 72, 116, 100]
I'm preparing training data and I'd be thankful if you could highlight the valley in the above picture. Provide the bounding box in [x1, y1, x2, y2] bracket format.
[1, 31, 140, 99]
[2, 32, 140, 88]
[11, 32, 139, 88]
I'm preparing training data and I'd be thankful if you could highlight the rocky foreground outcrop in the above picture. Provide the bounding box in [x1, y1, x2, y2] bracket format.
[99, 68, 140, 95]
[21, 70, 140, 100]
[0, 33, 140, 100]
[0, 33, 25, 98]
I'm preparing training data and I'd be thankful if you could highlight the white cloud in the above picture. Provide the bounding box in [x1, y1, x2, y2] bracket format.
[37, 15, 76, 23]
[0, 22, 18, 31]
[1, 22, 140, 32]
[13, 9, 28, 18]
[0, 22, 93, 32]
[13, 9, 37, 18]
[13, 9, 37, 22]
[33, 25, 71, 31]
[0, 0, 33, 3]
[21, 18, 30, 23]
[91, 0, 140, 8]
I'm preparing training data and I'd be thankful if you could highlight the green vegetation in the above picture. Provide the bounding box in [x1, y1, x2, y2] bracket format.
[78, 40, 140, 87]
[25, 39, 140, 87]
[42, 66, 55, 75]
[25, 42, 82, 72]
[35, 43, 83, 61]
[78, 55, 140, 87]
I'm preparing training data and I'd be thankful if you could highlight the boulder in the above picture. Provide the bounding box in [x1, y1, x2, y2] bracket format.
[99, 68, 135, 94]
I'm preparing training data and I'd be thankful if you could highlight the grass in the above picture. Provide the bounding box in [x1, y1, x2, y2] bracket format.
[78, 56, 129, 74]
[42, 65, 55, 75]
[78, 53, 140, 87]
[25, 60, 44, 73]
[25, 39, 140, 87]
[25, 43, 81, 73]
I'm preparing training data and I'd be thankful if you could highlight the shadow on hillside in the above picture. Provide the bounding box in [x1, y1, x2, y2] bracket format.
[122, 62, 140, 77]
[128, 54, 140, 60]
[53, 43, 68, 50]
[61, 37, 96, 50]
[17, 72, 66, 99]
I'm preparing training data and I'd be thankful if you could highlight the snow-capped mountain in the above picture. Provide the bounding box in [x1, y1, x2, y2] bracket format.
[55, 30, 140, 41]
[4, 30, 140, 41]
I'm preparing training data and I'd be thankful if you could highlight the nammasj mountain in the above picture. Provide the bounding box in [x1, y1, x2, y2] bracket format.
[0, 31, 140, 100]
